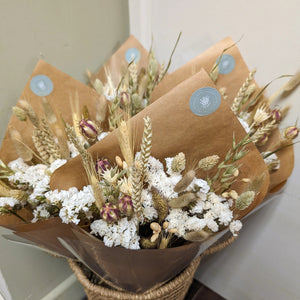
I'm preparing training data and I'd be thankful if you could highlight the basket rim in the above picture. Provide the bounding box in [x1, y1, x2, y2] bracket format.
[68, 255, 201, 298]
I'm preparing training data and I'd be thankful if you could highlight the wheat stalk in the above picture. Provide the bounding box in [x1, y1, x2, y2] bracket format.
[140, 117, 152, 178]
[118, 121, 134, 167]
[231, 69, 256, 114]
[40, 119, 61, 162]
[131, 166, 143, 221]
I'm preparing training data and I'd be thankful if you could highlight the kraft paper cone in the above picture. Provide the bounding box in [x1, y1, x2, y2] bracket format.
[0, 60, 112, 225]
[51, 69, 270, 219]
[7, 216, 200, 293]
[6, 218, 77, 259]
[150, 37, 294, 192]
[151, 36, 243, 103]
[60, 228, 200, 293]
[0, 208, 33, 226]
[92, 35, 149, 87]
[0, 59, 108, 165]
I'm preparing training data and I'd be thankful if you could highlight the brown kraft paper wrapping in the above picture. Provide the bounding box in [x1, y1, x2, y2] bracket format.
[8, 217, 201, 293]
[150, 36, 294, 192]
[0, 60, 110, 225]
[92, 35, 149, 87]
[51, 69, 270, 219]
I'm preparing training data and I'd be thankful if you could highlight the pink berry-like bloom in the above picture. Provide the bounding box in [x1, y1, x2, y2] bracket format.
[284, 126, 299, 140]
[95, 158, 111, 174]
[100, 203, 119, 223]
[118, 195, 133, 216]
[79, 119, 99, 140]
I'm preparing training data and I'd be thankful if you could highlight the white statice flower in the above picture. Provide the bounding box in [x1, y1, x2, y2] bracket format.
[0, 197, 19, 213]
[146, 156, 181, 199]
[229, 220, 243, 236]
[263, 152, 280, 170]
[97, 132, 109, 141]
[90, 217, 140, 249]
[32, 204, 50, 223]
[166, 209, 190, 236]
[206, 218, 219, 232]
[140, 189, 157, 220]
[190, 199, 205, 214]
[45, 185, 95, 224]
[187, 178, 210, 194]
[238, 115, 251, 133]
[185, 216, 207, 232]
[211, 202, 233, 226]
[8, 158, 29, 173]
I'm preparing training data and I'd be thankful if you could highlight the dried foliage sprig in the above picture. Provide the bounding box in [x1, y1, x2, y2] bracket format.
[151, 188, 168, 223]
[209, 134, 251, 192]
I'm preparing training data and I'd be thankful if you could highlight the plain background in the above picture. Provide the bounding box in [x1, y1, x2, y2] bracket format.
[129, 1, 300, 299]
[0, 0, 299, 299]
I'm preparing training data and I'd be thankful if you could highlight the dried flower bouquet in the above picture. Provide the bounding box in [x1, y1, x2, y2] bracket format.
[0, 36, 298, 293]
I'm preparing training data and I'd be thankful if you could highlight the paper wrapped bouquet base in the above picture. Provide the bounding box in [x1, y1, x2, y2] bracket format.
[69, 256, 201, 300]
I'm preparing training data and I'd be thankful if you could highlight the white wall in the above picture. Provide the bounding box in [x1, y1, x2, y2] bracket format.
[129, 1, 300, 299]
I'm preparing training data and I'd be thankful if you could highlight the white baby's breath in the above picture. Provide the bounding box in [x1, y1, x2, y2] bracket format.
[0, 197, 19, 211]
[229, 220, 243, 236]
[90, 217, 140, 249]
[32, 204, 50, 223]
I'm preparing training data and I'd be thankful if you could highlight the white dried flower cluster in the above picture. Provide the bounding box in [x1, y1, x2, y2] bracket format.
[90, 217, 140, 249]
[167, 192, 236, 236]
[45, 185, 95, 225]
[263, 152, 280, 170]
[146, 156, 182, 199]
[0, 197, 19, 213]
[32, 204, 50, 223]
[229, 220, 243, 236]
[140, 189, 158, 220]
[8, 158, 67, 204]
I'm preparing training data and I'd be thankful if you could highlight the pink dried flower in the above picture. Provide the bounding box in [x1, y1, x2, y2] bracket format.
[271, 109, 282, 123]
[284, 126, 299, 140]
[257, 133, 268, 146]
[118, 195, 133, 216]
[79, 119, 99, 140]
[96, 158, 111, 174]
[100, 203, 119, 223]
[120, 92, 130, 106]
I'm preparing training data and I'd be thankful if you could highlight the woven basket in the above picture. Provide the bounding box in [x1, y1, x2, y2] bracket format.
[69, 235, 237, 300]
[69, 256, 201, 300]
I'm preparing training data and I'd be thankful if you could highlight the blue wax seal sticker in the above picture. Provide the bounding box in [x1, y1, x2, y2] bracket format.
[30, 75, 53, 96]
[189, 87, 221, 116]
[125, 48, 140, 63]
[217, 54, 235, 74]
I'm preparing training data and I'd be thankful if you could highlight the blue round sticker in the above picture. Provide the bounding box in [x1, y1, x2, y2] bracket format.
[189, 87, 221, 116]
[217, 54, 235, 74]
[30, 75, 53, 96]
[125, 48, 140, 63]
